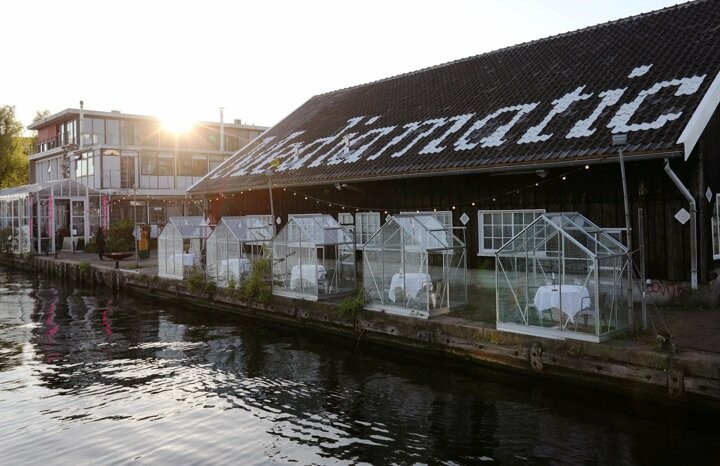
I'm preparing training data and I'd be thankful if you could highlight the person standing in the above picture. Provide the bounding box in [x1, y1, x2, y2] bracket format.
[96, 226, 106, 260]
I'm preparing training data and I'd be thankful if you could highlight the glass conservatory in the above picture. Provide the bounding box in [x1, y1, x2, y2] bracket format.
[495, 212, 629, 342]
[363, 214, 467, 319]
[158, 216, 211, 279]
[272, 214, 356, 301]
[206, 215, 273, 287]
[0, 179, 104, 254]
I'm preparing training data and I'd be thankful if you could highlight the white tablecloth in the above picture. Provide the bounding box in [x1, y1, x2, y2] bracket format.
[388, 273, 433, 303]
[220, 258, 252, 280]
[171, 253, 197, 267]
[290, 264, 326, 290]
[533, 285, 590, 322]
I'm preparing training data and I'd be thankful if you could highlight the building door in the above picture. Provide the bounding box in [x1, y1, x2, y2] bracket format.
[121, 156, 136, 189]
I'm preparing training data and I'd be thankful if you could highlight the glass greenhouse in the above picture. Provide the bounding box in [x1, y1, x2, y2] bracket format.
[0, 179, 104, 254]
[272, 214, 356, 301]
[363, 214, 467, 319]
[495, 212, 629, 342]
[206, 215, 273, 287]
[158, 216, 211, 279]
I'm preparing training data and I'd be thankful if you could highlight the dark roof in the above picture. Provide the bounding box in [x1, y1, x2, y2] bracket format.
[191, 0, 720, 194]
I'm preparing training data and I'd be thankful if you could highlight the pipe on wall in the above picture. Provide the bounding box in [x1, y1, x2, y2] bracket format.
[664, 159, 698, 289]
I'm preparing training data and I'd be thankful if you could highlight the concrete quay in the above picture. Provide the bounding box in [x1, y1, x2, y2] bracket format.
[13, 249, 720, 414]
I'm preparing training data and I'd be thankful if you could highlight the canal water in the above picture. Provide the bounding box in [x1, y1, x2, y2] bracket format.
[1, 268, 718, 465]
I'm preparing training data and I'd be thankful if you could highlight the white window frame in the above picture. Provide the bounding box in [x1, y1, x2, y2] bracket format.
[355, 212, 381, 249]
[477, 209, 545, 256]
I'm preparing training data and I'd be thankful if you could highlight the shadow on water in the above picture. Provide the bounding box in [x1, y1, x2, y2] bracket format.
[1, 266, 719, 465]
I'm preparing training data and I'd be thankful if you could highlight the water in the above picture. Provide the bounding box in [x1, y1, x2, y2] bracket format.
[0, 268, 718, 465]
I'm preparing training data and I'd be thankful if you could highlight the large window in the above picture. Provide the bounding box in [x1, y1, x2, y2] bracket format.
[82, 118, 106, 146]
[356, 212, 381, 248]
[141, 151, 158, 175]
[177, 154, 208, 176]
[158, 153, 174, 176]
[478, 209, 544, 256]
[106, 119, 120, 145]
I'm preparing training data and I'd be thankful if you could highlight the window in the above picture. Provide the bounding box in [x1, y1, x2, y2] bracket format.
[121, 120, 135, 146]
[478, 209, 544, 256]
[177, 154, 208, 176]
[356, 212, 381, 247]
[338, 212, 355, 241]
[141, 151, 158, 175]
[403, 210, 453, 246]
[209, 155, 227, 172]
[106, 119, 120, 145]
[158, 153, 174, 176]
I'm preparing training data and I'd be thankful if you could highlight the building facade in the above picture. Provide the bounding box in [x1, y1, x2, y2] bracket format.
[27, 106, 267, 242]
[189, 0, 720, 286]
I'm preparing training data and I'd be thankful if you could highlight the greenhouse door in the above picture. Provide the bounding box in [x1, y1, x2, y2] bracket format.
[70, 199, 87, 250]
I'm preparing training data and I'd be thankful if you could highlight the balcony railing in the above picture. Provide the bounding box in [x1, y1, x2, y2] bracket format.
[34, 132, 102, 155]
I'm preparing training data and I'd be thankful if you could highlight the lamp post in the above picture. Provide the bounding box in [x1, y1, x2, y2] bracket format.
[265, 168, 276, 237]
[612, 134, 634, 331]
[134, 187, 139, 267]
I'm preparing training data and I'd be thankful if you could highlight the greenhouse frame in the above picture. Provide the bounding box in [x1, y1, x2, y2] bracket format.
[495, 212, 630, 342]
[158, 216, 211, 279]
[272, 214, 356, 301]
[363, 213, 467, 319]
[206, 215, 273, 287]
[0, 179, 104, 254]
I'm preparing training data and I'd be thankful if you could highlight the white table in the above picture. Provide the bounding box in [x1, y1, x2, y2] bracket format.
[290, 264, 327, 291]
[171, 253, 197, 267]
[388, 273, 433, 303]
[220, 258, 252, 280]
[533, 284, 590, 325]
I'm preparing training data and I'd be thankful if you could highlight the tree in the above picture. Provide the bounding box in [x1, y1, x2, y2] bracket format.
[0, 105, 29, 188]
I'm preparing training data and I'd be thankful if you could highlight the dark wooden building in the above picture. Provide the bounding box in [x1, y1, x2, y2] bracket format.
[190, 0, 720, 285]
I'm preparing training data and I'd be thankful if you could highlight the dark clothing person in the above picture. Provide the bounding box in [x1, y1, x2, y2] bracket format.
[96, 227, 106, 260]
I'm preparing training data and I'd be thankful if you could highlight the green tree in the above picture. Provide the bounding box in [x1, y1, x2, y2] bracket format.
[0, 105, 29, 188]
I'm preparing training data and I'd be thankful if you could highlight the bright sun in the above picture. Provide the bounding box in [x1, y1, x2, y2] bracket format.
[161, 114, 196, 134]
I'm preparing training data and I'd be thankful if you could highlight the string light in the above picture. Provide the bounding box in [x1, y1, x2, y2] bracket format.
[200, 165, 585, 214]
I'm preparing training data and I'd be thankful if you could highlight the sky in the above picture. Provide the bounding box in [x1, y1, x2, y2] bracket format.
[5, 0, 686, 133]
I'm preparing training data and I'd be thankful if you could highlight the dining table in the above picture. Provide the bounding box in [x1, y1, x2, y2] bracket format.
[388, 272, 433, 303]
[533, 284, 590, 326]
[219, 258, 252, 280]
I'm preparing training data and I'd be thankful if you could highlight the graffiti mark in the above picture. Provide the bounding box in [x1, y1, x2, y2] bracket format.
[646, 280, 691, 299]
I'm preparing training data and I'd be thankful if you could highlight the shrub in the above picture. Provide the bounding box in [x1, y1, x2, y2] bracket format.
[78, 260, 91, 278]
[240, 257, 272, 305]
[338, 289, 365, 318]
[107, 218, 135, 252]
[187, 270, 216, 298]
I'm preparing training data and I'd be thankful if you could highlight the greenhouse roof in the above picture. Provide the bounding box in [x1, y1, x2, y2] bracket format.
[218, 216, 273, 243]
[363, 214, 465, 251]
[166, 216, 211, 238]
[497, 212, 627, 258]
[286, 214, 353, 245]
[0, 179, 101, 201]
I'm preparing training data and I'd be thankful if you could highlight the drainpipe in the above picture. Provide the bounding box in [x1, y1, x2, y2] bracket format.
[664, 159, 698, 289]
[79, 100, 84, 149]
[219, 107, 225, 152]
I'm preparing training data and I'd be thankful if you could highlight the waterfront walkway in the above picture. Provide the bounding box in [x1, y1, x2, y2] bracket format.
[48, 249, 720, 356]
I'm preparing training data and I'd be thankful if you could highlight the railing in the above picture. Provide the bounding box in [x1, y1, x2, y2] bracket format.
[34, 132, 102, 154]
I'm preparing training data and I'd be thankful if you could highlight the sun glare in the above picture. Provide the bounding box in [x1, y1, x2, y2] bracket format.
[161, 114, 196, 134]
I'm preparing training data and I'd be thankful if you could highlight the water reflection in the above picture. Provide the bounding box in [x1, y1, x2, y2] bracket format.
[0, 267, 718, 464]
